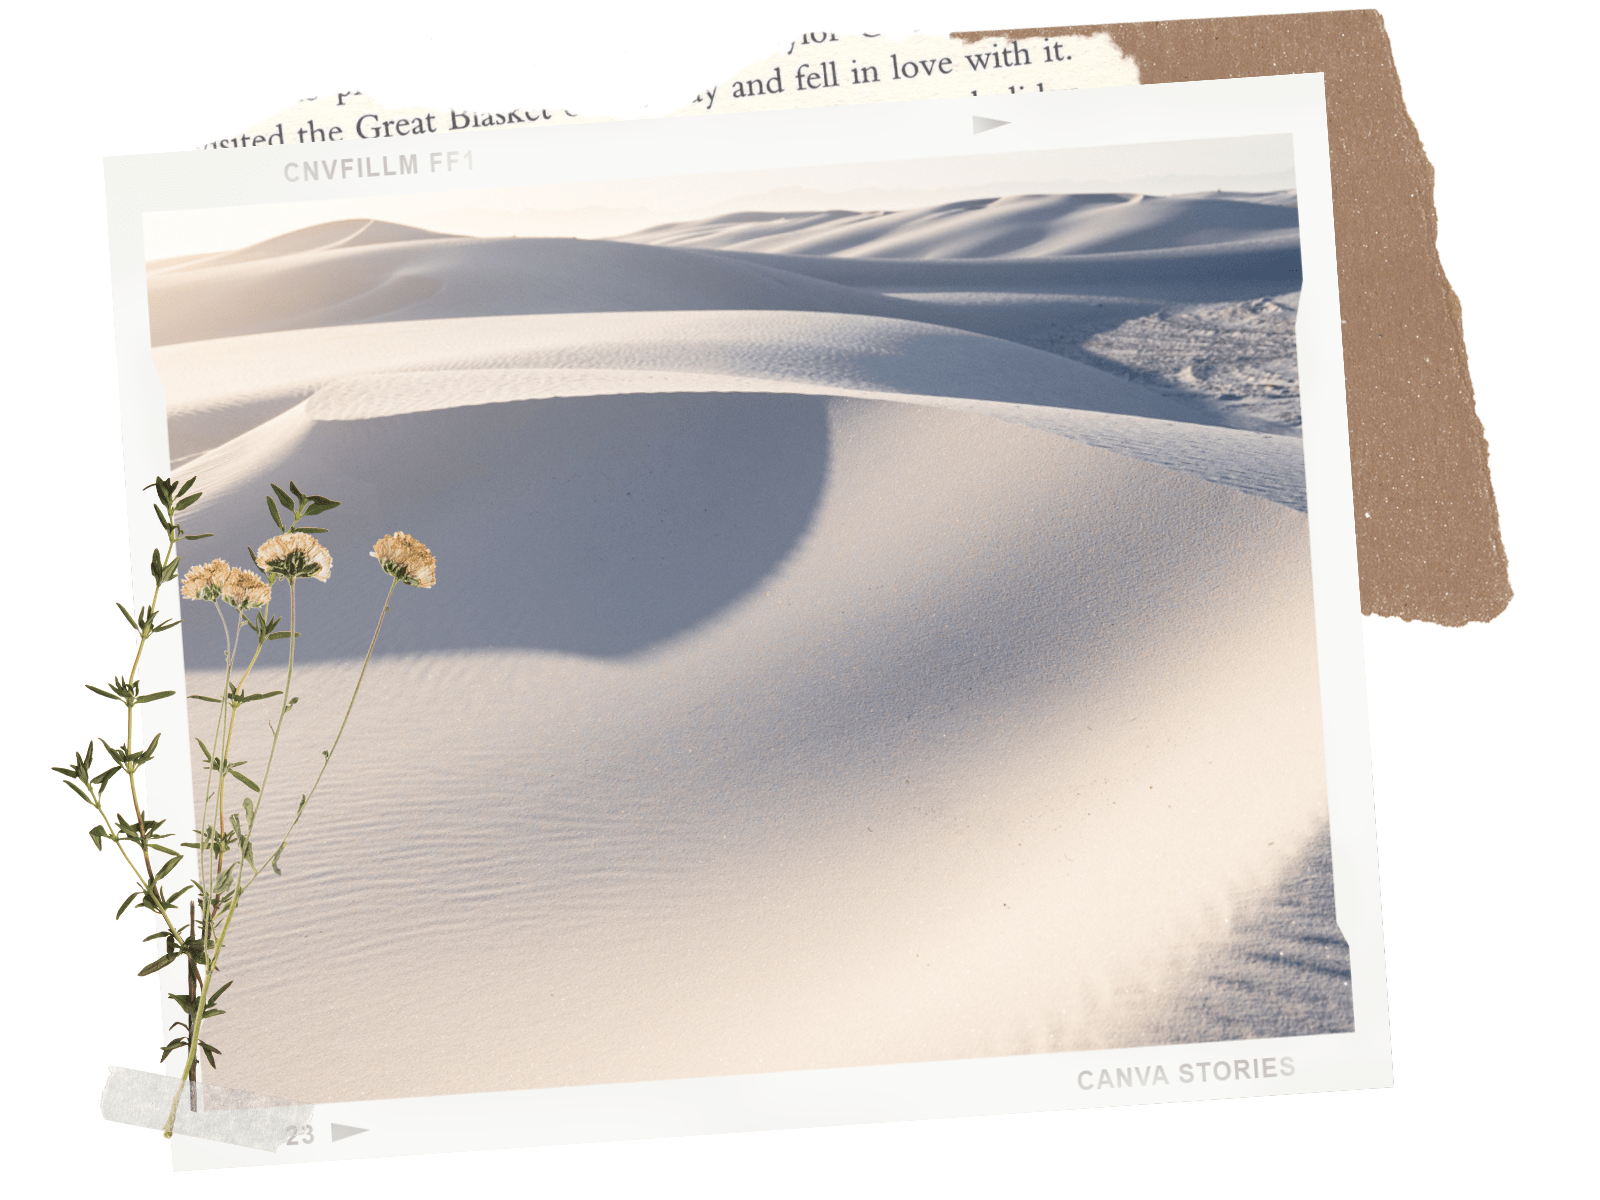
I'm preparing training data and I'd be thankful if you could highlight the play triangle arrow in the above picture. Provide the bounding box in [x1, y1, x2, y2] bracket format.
[972, 116, 1011, 134]
[330, 1123, 368, 1142]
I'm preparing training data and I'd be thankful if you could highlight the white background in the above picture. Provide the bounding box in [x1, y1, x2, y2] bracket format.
[2, 2, 1588, 1195]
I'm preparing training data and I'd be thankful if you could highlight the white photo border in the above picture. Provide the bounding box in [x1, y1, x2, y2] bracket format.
[100, 72, 1390, 1170]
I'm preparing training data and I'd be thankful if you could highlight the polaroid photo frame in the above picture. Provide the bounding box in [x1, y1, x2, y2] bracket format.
[100, 72, 1389, 1170]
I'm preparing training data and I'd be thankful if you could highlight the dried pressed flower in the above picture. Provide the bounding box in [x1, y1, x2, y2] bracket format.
[370, 532, 436, 588]
[180, 559, 232, 601]
[219, 567, 272, 610]
[256, 531, 333, 582]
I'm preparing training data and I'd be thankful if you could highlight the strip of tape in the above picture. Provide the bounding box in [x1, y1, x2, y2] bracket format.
[101, 1066, 313, 1152]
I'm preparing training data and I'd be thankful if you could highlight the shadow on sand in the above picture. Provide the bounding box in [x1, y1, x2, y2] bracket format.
[181, 392, 831, 665]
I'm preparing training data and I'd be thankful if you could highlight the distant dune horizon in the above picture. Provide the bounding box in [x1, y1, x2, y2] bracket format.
[146, 188, 1299, 269]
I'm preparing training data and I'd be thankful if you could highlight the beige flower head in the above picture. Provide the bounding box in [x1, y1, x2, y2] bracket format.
[371, 532, 436, 588]
[219, 567, 272, 610]
[180, 559, 232, 601]
[256, 531, 333, 582]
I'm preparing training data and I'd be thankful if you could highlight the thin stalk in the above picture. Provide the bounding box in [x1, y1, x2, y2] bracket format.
[248, 576, 396, 891]
[165, 575, 299, 1137]
[196, 603, 242, 909]
[165, 622, 266, 1130]
[187, 902, 197, 1113]
[247, 580, 299, 841]
[202, 623, 265, 952]
[111, 543, 187, 950]
[62, 478, 219, 1134]
[121, 541, 168, 866]
[164, 912, 228, 1135]
[165, 570, 394, 1136]
[164, 719, 267, 1136]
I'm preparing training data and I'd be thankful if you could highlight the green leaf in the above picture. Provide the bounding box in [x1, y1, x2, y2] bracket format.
[227, 768, 261, 792]
[115, 892, 139, 919]
[116, 602, 140, 630]
[182, 532, 214, 541]
[124, 732, 161, 770]
[304, 496, 340, 514]
[273, 483, 295, 509]
[293, 526, 328, 534]
[267, 631, 298, 640]
[150, 549, 164, 582]
[151, 842, 182, 857]
[199, 1041, 220, 1069]
[154, 855, 182, 881]
[287, 481, 305, 502]
[85, 684, 119, 701]
[266, 495, 285, 531]
[189, 695, 221, 703]
[174, 493, 201, 511]
[138, 951, 180, 977]
[88, 824, 106, 849]
[209, 979, 234, 1004]
[134, 690, 177, 705]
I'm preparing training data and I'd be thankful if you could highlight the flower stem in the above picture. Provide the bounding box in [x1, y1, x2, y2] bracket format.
[248, 576, 396, 891]
[115, 538, 187, 951]
[248, 581, 298, 837]
[162, 587, 282, 1138]
[165, 570, 400, 1136]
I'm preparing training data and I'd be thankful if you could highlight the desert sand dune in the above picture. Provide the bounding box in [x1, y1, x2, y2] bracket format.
[147, 207, 1304, 446]
[849, 291, 1304, 433]
[148, 230, 1300, 348]
[149, 217, 460, 275]
[147, 234, 931, 346]
[176, 389, 1343, 1103]
[152, 196, 1337, 1105]
[620, 192, 1299, 258]
[157, 311, 1306, 507]
[706, 236, 1301, 297]
[157, 309, 1276, 461]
